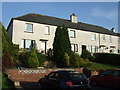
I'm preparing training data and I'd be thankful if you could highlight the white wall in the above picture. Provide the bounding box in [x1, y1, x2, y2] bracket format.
[11, 19, 119, 54]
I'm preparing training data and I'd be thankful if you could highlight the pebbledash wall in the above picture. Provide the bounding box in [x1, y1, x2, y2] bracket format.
[7, 13, 120, 55]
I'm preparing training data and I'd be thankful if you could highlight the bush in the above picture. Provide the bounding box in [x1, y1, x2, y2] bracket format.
[64, 53, 70, 67]
[93, 53, 120, 65]
[36, 52, 47, 67]
[27, 48, 39, 68]
[81, 50, 92, 59]
[69, 52, 81, 68]
[2, 73, 15, 89]
[2, 53, 14, 69]
[18, 49, 29, 67]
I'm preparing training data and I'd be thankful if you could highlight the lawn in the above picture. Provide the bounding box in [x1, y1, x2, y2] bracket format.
[79, 59, 120, 71]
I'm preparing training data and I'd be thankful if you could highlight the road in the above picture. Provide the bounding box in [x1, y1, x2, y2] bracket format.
[16, 82, 115, 90]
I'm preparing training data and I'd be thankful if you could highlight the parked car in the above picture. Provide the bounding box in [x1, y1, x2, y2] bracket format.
[90, 69, 120, 88]
[38, 70, 91, 89]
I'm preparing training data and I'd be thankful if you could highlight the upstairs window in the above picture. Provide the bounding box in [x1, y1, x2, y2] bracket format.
[70, 30, 75, 38]
[91, 33, 96, 41]
[25, 23, 33, 32]
[103, 35, 106, 41]
[45, 26, 50, 35]
[21, 39, 35, 49]
[109, 36, 112, 43]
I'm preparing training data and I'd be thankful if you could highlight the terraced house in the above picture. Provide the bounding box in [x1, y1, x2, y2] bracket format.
[7, 13, 120, 54]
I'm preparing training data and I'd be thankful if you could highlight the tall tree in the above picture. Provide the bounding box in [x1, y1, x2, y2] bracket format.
[1, 22, 14, 69]
[53, 26, 71, 67]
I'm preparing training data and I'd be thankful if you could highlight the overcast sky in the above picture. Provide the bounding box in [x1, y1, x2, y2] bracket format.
[2, 2, 119, 33]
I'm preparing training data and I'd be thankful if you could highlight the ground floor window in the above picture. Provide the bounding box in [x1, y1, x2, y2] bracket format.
[71, 44, 78, 52]
[21, 39, 35, 49]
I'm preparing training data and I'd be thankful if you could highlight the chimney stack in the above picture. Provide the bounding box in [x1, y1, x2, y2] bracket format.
[111, 28, 115, 32]
[70, 13, 78, 23]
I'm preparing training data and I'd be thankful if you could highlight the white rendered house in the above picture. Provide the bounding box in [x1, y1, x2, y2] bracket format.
[7, 13, 120, 54]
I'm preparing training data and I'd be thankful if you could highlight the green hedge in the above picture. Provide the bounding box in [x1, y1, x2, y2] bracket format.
[93, 53, 120, 65]
[2, 73, 15, 90]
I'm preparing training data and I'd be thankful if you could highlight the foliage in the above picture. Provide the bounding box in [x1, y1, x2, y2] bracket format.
[27, 48, 39, 68]
[2, 73, 15, 89]
[1, 22, 18, 69]
[93, 53, 120, 65]
[47, 48, 53, 61]
[36, 52, 47, 67]
[53, 26, 71, 67]
[2, 53, 14, 69]
[1, 23, 14, 56]
[17, 49, 28, 67]
[64, 53, 70, 67]
[81, 50, 92, 59]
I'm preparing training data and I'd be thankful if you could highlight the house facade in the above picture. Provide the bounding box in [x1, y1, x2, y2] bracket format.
[7, 13, 120, 54]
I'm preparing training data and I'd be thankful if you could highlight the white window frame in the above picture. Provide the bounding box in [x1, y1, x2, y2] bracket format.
[91, 33, 96, 41]
[70, 30, 76, 38]
[25, 23, 33, 33]
[71, 44, 78, 52]
[103, 35, 106, 41]
[109, 36, 112, 43]
[45, 26, 50, 35]
[21, 39, 35, 49]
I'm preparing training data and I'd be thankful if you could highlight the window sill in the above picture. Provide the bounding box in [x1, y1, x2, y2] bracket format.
[24, 31, 33, 33]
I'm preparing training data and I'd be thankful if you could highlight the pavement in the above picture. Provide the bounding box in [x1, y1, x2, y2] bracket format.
[15, 82, 116, 90]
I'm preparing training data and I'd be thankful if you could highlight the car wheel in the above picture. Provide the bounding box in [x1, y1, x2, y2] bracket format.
[38, 82, 43, 88]
[91, 80, 97, 87]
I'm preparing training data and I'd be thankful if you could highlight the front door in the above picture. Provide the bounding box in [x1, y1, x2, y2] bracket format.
[41, 41, 47, 54]
[82, 45, 86, 51]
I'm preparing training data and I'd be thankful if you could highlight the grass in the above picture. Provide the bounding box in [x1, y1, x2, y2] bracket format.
[78, 59, 120, 71]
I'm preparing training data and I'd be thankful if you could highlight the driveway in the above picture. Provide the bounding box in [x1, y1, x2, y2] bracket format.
[16, 82, 115, 90]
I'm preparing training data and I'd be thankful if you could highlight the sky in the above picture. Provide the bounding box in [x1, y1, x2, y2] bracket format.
[1, 2, 119, 33]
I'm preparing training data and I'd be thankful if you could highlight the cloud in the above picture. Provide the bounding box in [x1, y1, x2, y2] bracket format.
[91, 7, 118, 22]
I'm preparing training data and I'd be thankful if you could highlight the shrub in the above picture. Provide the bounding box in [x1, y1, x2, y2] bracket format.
[2, 53, 14, 69]
[69, 52, 81, 68]
[81, 50, 91, 59]
[36, 52, 47, 67]
[93, 53, 120, 65]
[2, 73, 15, 89]
[64, 53, 70, 67]
[27, 48, 39, 68]
[18, 49, 29, 67]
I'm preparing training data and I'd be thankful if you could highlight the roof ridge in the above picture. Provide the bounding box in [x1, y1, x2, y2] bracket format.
[13, 13, 117, 36]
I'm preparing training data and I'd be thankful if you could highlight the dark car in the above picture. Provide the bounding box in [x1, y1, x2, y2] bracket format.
[90, 69, 120, 88]
[38, 70, 91, 89]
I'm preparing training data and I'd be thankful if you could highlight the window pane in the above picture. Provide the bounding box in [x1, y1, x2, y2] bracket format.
[25, 40, 31, 48]
[103, 35, 105, 41]
[91, 33, 96, 40]
[75, 44, 78, 52]
[21, 40, 24, 48]
[41, 42, 45, 50]
[26, 24, 33, 32]
[71, 44, 74, 51]
[45, 26, 50, 35]
[109, 36, 112, 43]
[70, 30, 75, 37]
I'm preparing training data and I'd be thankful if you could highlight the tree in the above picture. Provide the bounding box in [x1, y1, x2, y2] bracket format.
[27, 48, 39, 68]
[1, 22, 15, 69]
[53, 26, 71, 67]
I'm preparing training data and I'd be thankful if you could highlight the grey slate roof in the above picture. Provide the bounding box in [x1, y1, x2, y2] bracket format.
[12, 13, 118, 36]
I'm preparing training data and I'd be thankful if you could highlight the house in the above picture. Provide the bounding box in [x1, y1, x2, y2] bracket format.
[7, 13, 120, 54]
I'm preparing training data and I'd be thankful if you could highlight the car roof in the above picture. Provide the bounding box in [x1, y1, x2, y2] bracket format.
[52, 70, 82, 74]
